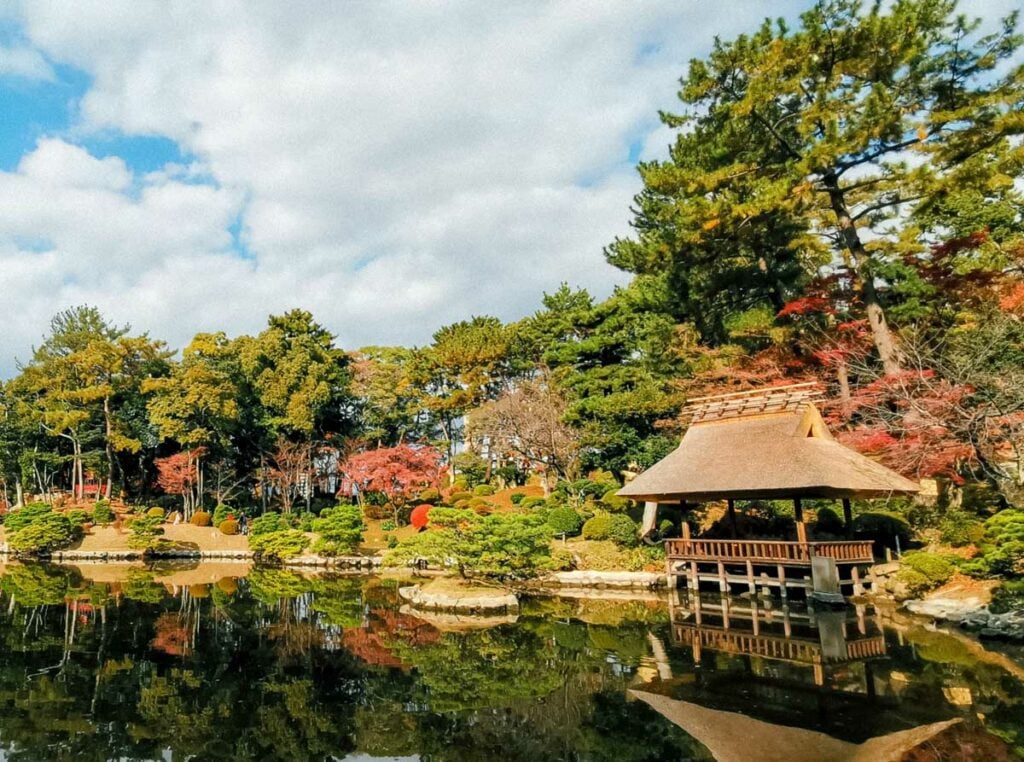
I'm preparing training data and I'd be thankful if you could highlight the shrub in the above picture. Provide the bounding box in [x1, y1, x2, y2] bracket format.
[452, 452, 488, 486]
[418, 487, 441, 504]
[607, 514, 639, 548]
[384, 508, 551, 578]
[547, 507, 583, 537]
[250, 513, 283, 536]
[448, 491, 473, 503]
[939, 511, 986, 548]
[128, 514, 165, 550]
[521, 497, 546, 510]
[386, 534, 399, 549]
[219, 519, 239, 536]
[146, 507, 165, 520]
[853, 511, 911, 551]
[968, 509, 1024, 578]
[91, 500, 114, 525]
[381, 519, 397, 531]
[473, 484, 495, 497]
[624, 545, 666, 571]
[600, 488, 630, 512]
[213, 504, 232, 526]
[897, 552, 957, 596]
[8, 512, 76, 554]
[4, 502, 52, 533]
[509, 492, 526, 505]
[658, 518, 675, 537]
[814, 507, 845, 535]
[454, 499, 471, 509]
[296, 512, 315, 532]
[582, 513, 615, 541]
[312, 504, 365, 556]
[67, 510, 90, 528]
[190, 511, 212, 527]
[249, 529, 308, 559]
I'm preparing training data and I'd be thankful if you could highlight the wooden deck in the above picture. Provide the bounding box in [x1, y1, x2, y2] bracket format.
[666, 538, 875, 565]
[665, 538, 876, 599]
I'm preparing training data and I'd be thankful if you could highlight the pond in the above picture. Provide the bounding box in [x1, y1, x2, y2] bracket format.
[0, 562, 1021, 760]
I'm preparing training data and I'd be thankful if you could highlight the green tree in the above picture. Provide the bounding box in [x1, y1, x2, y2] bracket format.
[610, 0, 1024, 374]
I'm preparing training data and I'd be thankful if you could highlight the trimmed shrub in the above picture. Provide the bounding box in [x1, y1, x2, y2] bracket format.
[249, 529, 308, 559]
[250, 513, 283, 536]
[853, 511, 911, 551]
[448, 491, 473, 503]
[607, 513, 639, 548]
[219, 519, 239, 536]
[386, 534, 399, 549]
[190, 511, 212, 527]
[582, 513, 615, 541]
[128, 514, 165, 550]
[454, 499, 471, 510]
[814, 507, 844, 536]
[146, 507, 165, 520]
[212, 504, 232, 527]
[312, 504, 365, 556]
[418, 487, 441, 504]
[547, 507, 584, 537]
[381, 519, 398, 531]
[898, 551, 957, 596]
[600, 487, 630, 512]
[296, 512, 316, 532]
[92, 500, 114, 525]
[67, 510, 90, 528]
[967, 509, 1024, 578]
[8, 512, 76, 554]
[658, 518, 675, 537]
[473, 484, 495, 497]
[509, 492, 526, 505]
[4, 502, 52, 533]
[452, 452, 488, 486]
[939, 511, 986, 548]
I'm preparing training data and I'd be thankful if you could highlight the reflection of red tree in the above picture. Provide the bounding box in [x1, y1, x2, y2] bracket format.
[342, 609, 439, 668]
[151, 612, 189, 656]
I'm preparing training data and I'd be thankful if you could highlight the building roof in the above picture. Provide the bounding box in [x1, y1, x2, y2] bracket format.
[618, 386, 920, 503]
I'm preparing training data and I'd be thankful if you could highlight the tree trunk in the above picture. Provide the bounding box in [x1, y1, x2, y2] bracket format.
[836, 355, 852, 417]
[103, 396, 115, 500]
[823, 173, 902, 375]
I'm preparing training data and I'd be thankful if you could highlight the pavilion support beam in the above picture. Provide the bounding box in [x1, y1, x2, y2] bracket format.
[727, 499, 738, 538]
[794, 498, 808, 546]
[842, 498, 853, 538]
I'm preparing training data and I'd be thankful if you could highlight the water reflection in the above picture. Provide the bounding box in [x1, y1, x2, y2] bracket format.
[0, 562, 1020, 760]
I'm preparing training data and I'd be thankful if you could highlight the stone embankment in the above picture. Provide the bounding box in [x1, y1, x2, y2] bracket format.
[541, 570, 668, 589]
[399, 584, 519, 613]
[905, 596, 1024, 642]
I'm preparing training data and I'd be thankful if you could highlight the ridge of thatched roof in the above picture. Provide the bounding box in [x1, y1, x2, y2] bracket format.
[619, 397, 919, 502]
[685, 382, 823, 424]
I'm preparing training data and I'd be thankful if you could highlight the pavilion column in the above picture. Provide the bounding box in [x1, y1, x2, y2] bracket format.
[727, 499, 738, 539]
[794, 498, 808, 546]
[842, 498, 853, 538]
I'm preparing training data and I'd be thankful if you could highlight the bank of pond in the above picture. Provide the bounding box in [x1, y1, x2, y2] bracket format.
[0, 561, 1021, 760]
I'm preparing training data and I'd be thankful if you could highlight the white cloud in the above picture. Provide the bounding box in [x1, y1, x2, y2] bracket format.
[0, 43, 54, 80]
[1, 0, 809, 374]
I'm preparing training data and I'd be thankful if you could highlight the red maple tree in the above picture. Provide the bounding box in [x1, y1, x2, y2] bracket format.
[341, 444, 443, 524]
[155, 448, 205, 518]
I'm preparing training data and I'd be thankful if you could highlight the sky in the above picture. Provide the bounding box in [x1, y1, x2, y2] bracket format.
[0, 0, 1016, 377]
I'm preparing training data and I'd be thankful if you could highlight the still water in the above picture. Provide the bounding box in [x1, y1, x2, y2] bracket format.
[0, 562, 1021, 761]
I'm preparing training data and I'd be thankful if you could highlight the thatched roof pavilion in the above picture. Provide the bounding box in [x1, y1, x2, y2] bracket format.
[619, 383, 920, 504]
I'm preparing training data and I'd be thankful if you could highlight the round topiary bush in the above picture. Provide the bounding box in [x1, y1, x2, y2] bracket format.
[190, 511, 212, 527]
[146, 507, 165, 520]
[91, 500, 114, 525]
[410, 504, 432, 530]
[607, 513, 639, 547]
[454, 499, 471, 509]
[547, 507, 583, 537]
[212, 504, 232, 526]
[218, 519, 239, 536]
[449, 491, 473, 503]
[521, 497, 546, 510]
[814, 507, 844, 535]
[582, 513, 615, 541]
[249, 513, 282, 535]
[510, 492, 526, 505]
[600, 487, 630, 511]
[418, 487, 441, 504]
[473, 484, 495, 497]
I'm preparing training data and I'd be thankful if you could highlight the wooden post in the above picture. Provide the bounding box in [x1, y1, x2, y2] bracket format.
[777, 564, 787, 598]
[842, 497, 853, 538]
[851, 565, 864, 597]
[745, 559, 756, 597]
[690, 561, 699, 592]
[793, 497, 804, 523]
[727, 499, 738, 539]
[717, 561, 727, 593]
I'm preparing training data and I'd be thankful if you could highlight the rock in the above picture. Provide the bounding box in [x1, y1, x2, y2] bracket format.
[979, 627, 1008, 641]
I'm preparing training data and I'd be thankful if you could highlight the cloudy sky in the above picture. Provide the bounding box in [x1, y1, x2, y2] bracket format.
[0, 0, 1014, 375]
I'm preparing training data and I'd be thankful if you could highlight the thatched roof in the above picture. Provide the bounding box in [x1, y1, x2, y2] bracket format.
[619, 386, 920, 503]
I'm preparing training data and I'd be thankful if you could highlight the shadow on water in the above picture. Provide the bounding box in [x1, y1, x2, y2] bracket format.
[0, 562, 1021, 760]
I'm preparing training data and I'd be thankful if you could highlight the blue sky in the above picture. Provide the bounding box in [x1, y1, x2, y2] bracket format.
[0, 0, 1016, 377]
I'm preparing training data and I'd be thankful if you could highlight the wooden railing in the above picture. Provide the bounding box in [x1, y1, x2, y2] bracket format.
[665, 538, 874, 565]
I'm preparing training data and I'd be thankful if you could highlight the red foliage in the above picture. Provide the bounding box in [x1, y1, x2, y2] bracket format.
[341, 444, 443, 505]
[410, 504, 433, 530]
[151, 612, 190, 656]
[999, 282, 1024, 314]
[776, 295, 834, 319]
[155, 449, 203, 496]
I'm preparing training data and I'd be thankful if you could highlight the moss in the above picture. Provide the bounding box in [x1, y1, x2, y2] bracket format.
[897, 551, 956, 596]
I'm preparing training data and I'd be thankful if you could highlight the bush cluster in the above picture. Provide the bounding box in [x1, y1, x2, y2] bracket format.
[250, 529, 308, 559]
[311, 504, 365, 556]
[250, 513, 283, 536]
[962, 509, 1024, 578]
[7, 510, 77, 554]
[191, 511, 212, 527]
[128, 514, 165, 550]
[897, 551, 957, 597]
[509, 492, 526, 505]
[472, 484, 495, 497]
[92, 500, 114, 525]
[546, 507, 583, 537]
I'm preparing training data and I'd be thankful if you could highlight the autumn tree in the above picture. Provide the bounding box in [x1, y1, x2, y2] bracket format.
[341, 444, 443, 525]
[155, 449, 204, 518]
[609, 0, 1024, 374]
[468, 378, 581, 486]
[262, 437, 316, 514]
